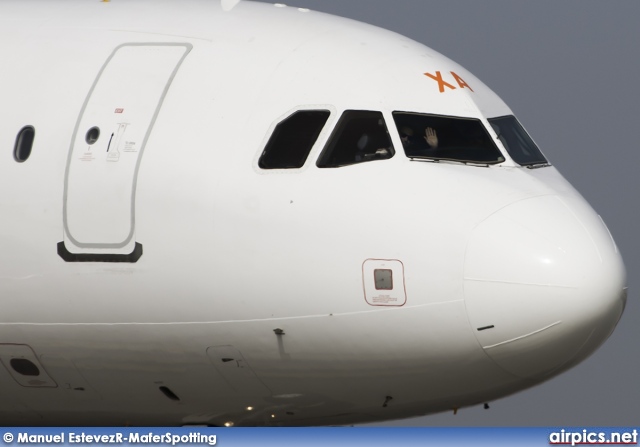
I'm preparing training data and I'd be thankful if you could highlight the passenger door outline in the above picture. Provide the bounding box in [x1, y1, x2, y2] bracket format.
[59, 43, 192, 262]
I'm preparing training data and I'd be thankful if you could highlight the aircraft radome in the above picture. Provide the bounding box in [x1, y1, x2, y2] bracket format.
[0, 0, 626, 426]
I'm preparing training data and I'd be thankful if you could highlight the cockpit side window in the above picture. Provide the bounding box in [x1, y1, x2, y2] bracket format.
[488, 115, 548, 167]
[393, 112, 504, 165]
[317, 110, 394, 168]
[259, 110, 330, 169]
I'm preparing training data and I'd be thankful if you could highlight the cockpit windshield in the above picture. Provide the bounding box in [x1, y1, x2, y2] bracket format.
[488, 115, 548, 167]
[393, 112, 504, 165]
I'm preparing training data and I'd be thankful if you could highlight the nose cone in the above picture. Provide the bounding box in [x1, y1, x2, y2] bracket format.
[464, 194, 626, 379]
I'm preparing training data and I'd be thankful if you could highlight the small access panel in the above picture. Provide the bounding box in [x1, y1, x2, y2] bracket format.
[362, 259, 407, 306]
[0, 344, 57, 388]
[59, 43, 192, 262]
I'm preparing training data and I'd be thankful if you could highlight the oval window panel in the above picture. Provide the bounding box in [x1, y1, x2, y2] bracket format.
[14, 126, 35, 162]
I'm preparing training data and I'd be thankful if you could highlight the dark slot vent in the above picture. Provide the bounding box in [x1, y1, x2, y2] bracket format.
[159, 386, 180, 401]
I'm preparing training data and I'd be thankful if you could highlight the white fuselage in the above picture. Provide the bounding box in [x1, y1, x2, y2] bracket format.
[0, 0, 626, 426]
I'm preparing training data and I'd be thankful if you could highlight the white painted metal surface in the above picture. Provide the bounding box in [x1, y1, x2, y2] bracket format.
[0, 0, 626, 426]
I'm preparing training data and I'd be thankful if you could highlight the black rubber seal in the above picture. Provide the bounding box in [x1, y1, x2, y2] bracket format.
[57, 242, 143, 263]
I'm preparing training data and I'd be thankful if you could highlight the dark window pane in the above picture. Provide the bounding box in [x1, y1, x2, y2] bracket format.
[14, 126, 35, 163]
[317, 110, 395, 168]
[488, 115, 548, 166]
[393, 112, 504, 164]
[259, 110, 330, 169]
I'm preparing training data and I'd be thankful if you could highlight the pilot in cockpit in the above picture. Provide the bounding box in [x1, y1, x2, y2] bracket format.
[355, 133, 393, 162]
[400, 126, 439, 156]
[354, 118, 395, 162]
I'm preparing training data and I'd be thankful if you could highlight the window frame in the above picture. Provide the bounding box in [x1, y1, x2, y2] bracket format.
[393, 111, 506, 166]
[258, 109, 332, 170]
[488, 115, 549, 167]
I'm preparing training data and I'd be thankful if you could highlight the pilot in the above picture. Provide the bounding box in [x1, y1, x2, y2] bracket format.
[424, 126, 438, 149]
[355, 133, 392, 161]
[355, 133, 371, 161]
[400, 126, 439, 155]
[399, 126, 414, 147]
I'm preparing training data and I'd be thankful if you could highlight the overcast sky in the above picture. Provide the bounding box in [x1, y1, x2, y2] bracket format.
[252, 0, 640, 426]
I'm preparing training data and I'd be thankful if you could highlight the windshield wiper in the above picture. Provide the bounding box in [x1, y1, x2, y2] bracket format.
[525, 162, 551, 169]
[409, 156, 491, 167]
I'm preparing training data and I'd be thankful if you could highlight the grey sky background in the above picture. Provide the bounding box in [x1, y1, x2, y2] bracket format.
[252, 0, 639, 426]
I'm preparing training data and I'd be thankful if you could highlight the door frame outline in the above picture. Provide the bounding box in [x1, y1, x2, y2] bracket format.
[61, 42, 193, 251]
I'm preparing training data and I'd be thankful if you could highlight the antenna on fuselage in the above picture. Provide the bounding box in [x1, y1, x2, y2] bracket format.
[221, 0, 241, 11]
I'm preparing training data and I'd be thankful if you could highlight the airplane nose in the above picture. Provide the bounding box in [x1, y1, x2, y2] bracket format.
[463, 194, 626, 379]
